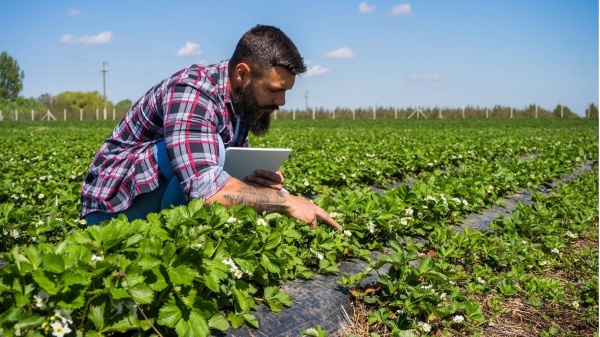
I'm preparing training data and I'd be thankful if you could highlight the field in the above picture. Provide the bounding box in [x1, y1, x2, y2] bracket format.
[0, 119, 598, 336]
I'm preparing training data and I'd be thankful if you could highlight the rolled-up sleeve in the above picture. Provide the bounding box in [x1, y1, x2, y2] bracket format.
[162, 81, 231, 201]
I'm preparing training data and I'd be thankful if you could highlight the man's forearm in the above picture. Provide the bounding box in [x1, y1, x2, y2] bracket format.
[206, 178, 289, 214]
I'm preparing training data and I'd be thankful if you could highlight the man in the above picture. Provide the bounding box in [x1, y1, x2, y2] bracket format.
[81, 25, 340, 230]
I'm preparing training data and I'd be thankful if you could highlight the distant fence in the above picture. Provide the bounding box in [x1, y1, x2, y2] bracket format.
[273, 105, 595, 119]
[0, 108, 123, 122]
[0, 105, 597, 121]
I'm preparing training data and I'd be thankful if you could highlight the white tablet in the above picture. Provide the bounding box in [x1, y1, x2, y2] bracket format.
[223, 147, 291, 180]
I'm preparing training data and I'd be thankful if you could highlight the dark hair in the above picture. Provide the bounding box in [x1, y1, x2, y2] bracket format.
[229, 25, 307, 76]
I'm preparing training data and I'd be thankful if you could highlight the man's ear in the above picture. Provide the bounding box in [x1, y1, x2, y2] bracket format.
[234, 62, 252, 84]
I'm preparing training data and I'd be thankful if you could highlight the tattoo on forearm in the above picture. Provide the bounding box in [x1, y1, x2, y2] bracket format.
[223, 185, 287, 213]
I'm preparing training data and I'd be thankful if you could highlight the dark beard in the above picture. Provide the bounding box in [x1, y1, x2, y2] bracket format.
[230, 82, 278, 136]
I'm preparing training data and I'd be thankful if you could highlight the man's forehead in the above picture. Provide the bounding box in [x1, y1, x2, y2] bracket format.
[265, 66, 295, 89]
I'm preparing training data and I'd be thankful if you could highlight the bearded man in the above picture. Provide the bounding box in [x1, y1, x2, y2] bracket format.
[81, 25, 340, 230]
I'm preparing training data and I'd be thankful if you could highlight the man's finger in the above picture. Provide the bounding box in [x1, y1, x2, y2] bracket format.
[315, 207, 341, 229]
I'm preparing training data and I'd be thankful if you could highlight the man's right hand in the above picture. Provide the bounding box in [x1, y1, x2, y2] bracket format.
[207, 177, 341, 230]
[284, 194, 340, 229]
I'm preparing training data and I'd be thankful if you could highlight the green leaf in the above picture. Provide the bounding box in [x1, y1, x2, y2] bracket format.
[87, 298, 107, 330]
[41, 253, 65, 273]
[158, 298, 210, 337]
[167, 264, 197, 286]
[228, 313, 245, 329]
[243, 313, 259, 329]
[202, 270, 220, 293]
[137, 255, 162, 271]
[31, 270, 60, 295]
[260, 251, 281, 274]
[264, 231, 282, 251]
[208, 313, 230, 331]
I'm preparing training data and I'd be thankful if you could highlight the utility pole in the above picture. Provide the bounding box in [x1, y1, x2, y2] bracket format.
[101, 62, 109, 120]
[304, 91, 309, 112]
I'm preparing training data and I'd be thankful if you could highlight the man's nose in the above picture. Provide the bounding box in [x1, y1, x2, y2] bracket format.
[273, 92, 286, 106]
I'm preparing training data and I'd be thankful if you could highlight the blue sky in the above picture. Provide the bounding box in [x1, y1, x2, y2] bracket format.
[1, 1, 598, 115]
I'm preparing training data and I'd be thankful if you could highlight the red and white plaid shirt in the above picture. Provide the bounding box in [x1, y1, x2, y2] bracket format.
[81, 60, 248, 217]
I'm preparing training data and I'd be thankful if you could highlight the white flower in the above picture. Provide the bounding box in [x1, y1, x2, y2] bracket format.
[310, 248, 324, 260]
[190, 242, 203, 250]
[257, 218, 267, 227]
[452, 315, 465, 323]
[34, 291, 49, 308]
[223, 258, 241, 273]
[233, 269, 244, 279]
[303, 178, 310, 186]
[425, 195, 436, 202]
[540, 260, 548, 266]
[565, 231, 578, 239]
[51, 321, 72, 337]
[572, 301, 580, 310]
[91, 253, 103, 262]
[487, 185, 494, 193]
[366, 222, 376, 234]
[461, 199, 468, 206]
[400, 217, 411, 226]
[329, 212, 341, 219]
[550, 248, 560, 254]
[38, 193, 45, 199]
[477, 276, 486, 284]
[440, 292, 447, 299]
[54, 308, 73, 325]
[422, 284, 433, 290]
[226, 216, 237, 224]
[417, 321, 432, 332]
[451, 197, 462, 204]
[77, 219, 87, 225]
[427, 162, 434, 167]
[404, 207, 414, 216]
[10, 230, 19, 239]
[343, 230, 352, 237]
[340, 173, 346, 180]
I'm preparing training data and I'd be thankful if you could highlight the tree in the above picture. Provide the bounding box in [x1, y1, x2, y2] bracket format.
[552, 104, 578, 118]
[587, 103, 598, 118]
[0, 52, 25, 102]
[115, 99, 133, 115]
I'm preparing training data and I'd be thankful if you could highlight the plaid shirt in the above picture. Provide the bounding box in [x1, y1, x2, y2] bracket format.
[81, 60, 248, 217]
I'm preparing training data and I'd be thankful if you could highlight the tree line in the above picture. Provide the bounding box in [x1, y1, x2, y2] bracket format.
[0, 51, 132, 120]
[1, 51, 597, 120]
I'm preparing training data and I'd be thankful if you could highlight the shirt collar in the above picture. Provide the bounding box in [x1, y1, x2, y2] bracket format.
[217, 59, 231, 105]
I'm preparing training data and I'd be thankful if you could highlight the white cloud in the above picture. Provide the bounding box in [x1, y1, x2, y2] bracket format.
[303, 65, 331, 78]
[359, 2, 375, 13]
[176, 42, 202, 57]
[60, 31, 113, 45]
[68, 9, 82, 17]
[391, 3, 412, 16]
[324, 47, 359, 59]
[409, 74, 441, 82]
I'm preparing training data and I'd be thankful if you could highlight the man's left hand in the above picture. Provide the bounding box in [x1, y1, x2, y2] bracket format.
[245, 169, 285, 190]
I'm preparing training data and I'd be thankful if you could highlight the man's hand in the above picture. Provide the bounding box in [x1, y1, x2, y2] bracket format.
[245, 169, 285, 191]
[207, 177, 341, 230]
[285, 194, 341, 230]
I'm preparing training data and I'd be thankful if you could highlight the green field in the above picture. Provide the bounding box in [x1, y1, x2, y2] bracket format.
[0, 119, 598, 336]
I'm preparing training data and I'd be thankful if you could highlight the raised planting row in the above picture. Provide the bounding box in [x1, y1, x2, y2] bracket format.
[335, 168, 598, 337]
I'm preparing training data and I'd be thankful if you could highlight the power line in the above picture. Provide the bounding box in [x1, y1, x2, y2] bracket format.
[100, 62, 109, 119]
